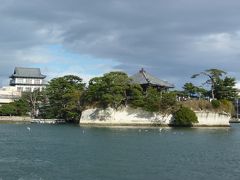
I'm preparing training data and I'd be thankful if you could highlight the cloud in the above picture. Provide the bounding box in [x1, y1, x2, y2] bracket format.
[1, 0, 240, 89]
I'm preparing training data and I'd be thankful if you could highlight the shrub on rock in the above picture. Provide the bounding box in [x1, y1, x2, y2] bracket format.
[211, 99, 221, 108]
[173, 107, 198, 126]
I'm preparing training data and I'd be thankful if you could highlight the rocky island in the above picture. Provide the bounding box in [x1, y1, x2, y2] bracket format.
[0, 68, 237, 127]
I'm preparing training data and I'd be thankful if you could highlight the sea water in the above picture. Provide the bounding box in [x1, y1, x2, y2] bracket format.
[0, 123, 240, 180]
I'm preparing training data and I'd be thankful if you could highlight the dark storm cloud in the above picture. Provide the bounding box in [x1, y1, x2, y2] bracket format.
[1, 0, 240, 88]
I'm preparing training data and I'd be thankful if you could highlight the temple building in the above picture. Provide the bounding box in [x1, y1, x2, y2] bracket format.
[9, 67, 46, 92]
[130, 68, 174, 91]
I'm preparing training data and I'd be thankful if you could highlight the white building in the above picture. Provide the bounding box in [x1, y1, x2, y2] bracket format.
[0, 86, 21, 104]
[9, 67, 46, 92]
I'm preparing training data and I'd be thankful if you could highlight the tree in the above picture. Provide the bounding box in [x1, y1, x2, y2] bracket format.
[143, 87, 161, 112]
[45, 75, 85, 123]
[214, 76, 238, 101]
[128, 84, 145, 108]
[192, 69, 226, 99]
[182, 83, 208, 99]
[21, 89, 43, 118]
[159, 92, 177, 114]
[0, 99, 30, 116]
[85, 72, 132, 109]
[195, 86, 208, 99]
[0, 103, 17, 116]
[14, 98, 30, 116]
[183, 83, 196, 98]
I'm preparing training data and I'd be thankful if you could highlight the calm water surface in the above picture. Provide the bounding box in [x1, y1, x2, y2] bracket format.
[0, 123, 240, 180]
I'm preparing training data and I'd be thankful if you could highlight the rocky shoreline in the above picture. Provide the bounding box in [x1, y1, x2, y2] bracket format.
[0, 108, 231, 127]
[0, 116, 31, 123]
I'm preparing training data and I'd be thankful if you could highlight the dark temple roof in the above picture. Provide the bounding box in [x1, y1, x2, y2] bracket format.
[10, 67, 46, 78]
[130, 68, 174, 88]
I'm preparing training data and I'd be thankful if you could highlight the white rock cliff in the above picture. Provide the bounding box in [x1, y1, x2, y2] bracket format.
[80, 107, 230, 126]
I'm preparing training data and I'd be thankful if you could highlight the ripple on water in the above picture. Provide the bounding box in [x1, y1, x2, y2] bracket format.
[0, 124, 240, 180]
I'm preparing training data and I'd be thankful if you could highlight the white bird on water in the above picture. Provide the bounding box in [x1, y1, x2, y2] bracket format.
[27, 127, 31, 131]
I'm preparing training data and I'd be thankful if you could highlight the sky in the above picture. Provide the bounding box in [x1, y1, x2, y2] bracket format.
[1, 0, 240, 89]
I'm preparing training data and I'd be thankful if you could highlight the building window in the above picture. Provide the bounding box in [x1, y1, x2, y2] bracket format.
[26, 79, 32, 84]
[34, 79, 41, 84]
[17, 78, 23, 83]
[25, 87, 31, 92]
[33, 87, 40, 91]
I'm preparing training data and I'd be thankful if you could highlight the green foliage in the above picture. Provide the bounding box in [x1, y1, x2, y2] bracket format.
[141, 89, 178, 113]
[191, 68, 237, 101]
[21, 89, 44, 117]
[44, 75, 85, 123]
[143, 87, 161, 112]
[0, 98, 30, 116]
[85, 73, 177, 113]
[183, 83, 196, 97]
[195, 86, 209, 98]
[182, 82, 208, 99]
[85, 72, 132, 109]
[159, 92, 177, 113]
[214, 76, 238, 101]
[14, 98, 30, 116]
[192, 68, 226, 99]
[0, 103, 17, 116]
[128, 84, 144, 108]
[38, 105, 55, 119]
[211, 100, 220, 108]
[37, 90, 55, 119]
[173, 107, 198, 126]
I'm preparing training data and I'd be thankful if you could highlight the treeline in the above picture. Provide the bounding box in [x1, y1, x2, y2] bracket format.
[181, 69, 237, 101]
[0, 69, 238, 125]
[0, 72, 177, 122]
